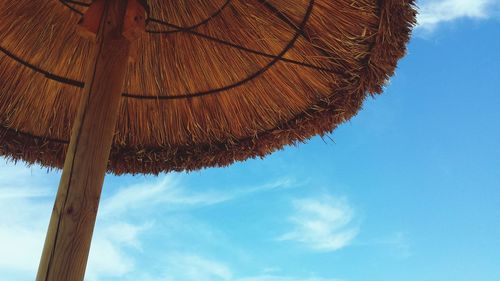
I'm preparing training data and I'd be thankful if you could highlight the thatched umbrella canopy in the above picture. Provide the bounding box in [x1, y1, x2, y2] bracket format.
[1, 0, 415, 174]
[0, 0, 416, 280]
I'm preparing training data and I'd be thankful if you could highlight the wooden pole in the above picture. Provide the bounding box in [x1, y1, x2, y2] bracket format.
[36, 0, 131, 280]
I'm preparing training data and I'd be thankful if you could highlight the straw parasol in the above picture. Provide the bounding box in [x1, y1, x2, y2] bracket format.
[0, 0, 416, 280]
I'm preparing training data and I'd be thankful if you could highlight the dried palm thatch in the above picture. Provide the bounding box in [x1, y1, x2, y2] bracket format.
[0, 0, 417, 174]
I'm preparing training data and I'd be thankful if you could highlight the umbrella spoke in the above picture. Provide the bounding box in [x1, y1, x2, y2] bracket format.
[148, 18, 338, 73]
[60, 0, 338, 75]
[0, 0, 416, 174]
[256, 0, 342, 68]
[0, 0, 341, 98]
[124, 0, 316, 100]
[58, 0, 84, 15]
[146, 0, 232, 35]
[64, 0, 91, 7]
[0, 45, 85, 87]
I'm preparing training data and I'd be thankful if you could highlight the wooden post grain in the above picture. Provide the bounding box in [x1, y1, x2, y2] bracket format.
[36, 0, 130, 280]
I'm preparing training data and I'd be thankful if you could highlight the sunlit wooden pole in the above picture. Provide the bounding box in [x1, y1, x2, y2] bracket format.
[36, 0, 144, 280]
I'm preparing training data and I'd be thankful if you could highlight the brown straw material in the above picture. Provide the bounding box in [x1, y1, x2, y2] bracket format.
[0, 0, 417, 174]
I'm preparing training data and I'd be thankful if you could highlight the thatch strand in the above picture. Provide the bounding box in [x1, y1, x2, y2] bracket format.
[0, 0, 417, 174]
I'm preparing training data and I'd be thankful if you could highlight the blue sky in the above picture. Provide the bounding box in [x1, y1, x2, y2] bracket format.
[1, 0, 500, 280]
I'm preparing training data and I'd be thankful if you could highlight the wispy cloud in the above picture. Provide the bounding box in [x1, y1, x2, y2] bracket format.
[100, 175, 295, 217]
[237, 275, 341, 281]
[85, 221, 152, 281]
[159, 254, 233, 281]
[0, 163, 54, 277]
[0, 161, 301, 280]
[237, 276, 342, 281]
[0, 162, 147, 280]
[134, 253, 340, 281]
[99, 176, 228, 217]
[279, 195, 359, 252]
[90, 175, 297, 280]
[127, 254, 233, 281]
[417, 0, 500, 31]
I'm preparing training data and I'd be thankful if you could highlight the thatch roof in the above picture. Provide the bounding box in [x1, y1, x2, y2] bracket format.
[0, 0, 416, 174]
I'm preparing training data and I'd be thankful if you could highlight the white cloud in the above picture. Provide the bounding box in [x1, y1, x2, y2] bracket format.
[88, 175, 296, 280]
[164, 254, 233, 281]
[134, 254, 340, 281]
[0, 163, 54, 276]
[0, 221, 47, 273]
[85, 221, 152, 281]
[99, 175, 230, 217]
[100, 175, 295, 218]
[85, 236, 135, 281]
[1, 161, 348, 281]
[0, 162, 147, 281]
[417, 0, 500, 31]
[134, 254, 233, 281]
[0, 161, 301, 281]
[236, 276, 341, 281]
[279, 196, 358, 252]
